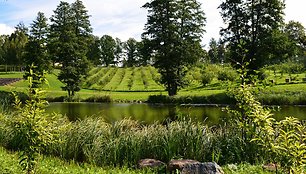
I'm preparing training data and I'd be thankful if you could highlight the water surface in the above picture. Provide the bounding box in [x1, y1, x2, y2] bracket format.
[46, 103, 306, 125]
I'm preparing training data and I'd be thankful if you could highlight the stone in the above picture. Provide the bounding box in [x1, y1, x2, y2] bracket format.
[262, 163, 278, 171]
[138, 159, 165, 169]
[168, 159, 201, 172]
[182, 162, 224, 174]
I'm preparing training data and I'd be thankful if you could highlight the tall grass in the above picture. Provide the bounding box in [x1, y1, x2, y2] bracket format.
[0, 114, 247, 167]
[257, 90, 306, 105]
[17, 118, 243, 167]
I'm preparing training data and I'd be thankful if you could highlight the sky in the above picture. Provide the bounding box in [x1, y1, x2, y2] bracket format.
[0, 0, 305, 47]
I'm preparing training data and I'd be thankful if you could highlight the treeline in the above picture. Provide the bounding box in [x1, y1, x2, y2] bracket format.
[206, 20, 306, 65]
[0, 0, 153, 96]
[0, 0, 306, 96]
[0, 24, 151, 69]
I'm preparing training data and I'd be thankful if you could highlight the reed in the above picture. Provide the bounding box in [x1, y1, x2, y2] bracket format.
[38, 118, 244, 167]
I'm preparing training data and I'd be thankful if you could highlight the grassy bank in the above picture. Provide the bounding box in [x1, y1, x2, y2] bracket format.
[0, 147, 154, 174]
[0, 146, 275, 174]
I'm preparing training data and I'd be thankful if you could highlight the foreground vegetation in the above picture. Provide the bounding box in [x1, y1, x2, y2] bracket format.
[0, 71, 306, 173]
[0, 147, 154, 174]
[0, 146, 275, 174]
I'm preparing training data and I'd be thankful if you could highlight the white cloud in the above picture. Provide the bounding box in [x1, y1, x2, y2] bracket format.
[0, 24, 14, 35]
[284, 0, 306, 25]
[1, 0, 306, 45]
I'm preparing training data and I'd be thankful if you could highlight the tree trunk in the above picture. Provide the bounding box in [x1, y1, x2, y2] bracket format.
[168, 83, 177, 96]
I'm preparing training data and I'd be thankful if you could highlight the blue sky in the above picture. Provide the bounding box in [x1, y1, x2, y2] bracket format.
[0, 0, 305, 47]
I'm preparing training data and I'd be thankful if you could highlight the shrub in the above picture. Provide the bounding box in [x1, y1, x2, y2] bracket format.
[5, 71, 66, 174]
[229, 85, 306, 172]
[217, 66, 238, 82]
[147, 93, 235, 104]
[201, 73, 214, 86]
[83, 95, 112, 103]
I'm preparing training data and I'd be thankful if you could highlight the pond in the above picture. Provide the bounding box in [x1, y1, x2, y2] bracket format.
[46, 102, 306, 125]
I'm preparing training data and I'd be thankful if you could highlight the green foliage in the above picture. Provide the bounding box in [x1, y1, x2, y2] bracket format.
[278, 61, 304, 74]
[100, 35, 116, 66]
[123, 38, 139, 67]
[223, 163, 275, 174]
[83, 95, 112, 103]
[201, 73, 214, 86]
[143, 0, 206, 96]
[49, 0, 91, 97]
[217, 66, 238, 82]
[285, 20, 306, 57]
[147, 93, 234, 104]
[229, 85, 306, 172]
[0, 147, 155, 174]
[23, 12, 50, 83]
[1, 23, 28, 66]
[5, 70, 64, 174]
[220, 0, 286, 70]
[84, 66, 163, 92]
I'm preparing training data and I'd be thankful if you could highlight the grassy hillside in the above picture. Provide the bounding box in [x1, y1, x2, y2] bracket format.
[1, 66, 306, 103]
[84, 66, 164, 92]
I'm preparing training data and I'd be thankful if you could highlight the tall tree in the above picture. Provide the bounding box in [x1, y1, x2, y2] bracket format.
[285, 20, 306, 57]
[219, 0, 285, 72]
[123, 38, 138, 67]
[71, 0, 92, 55]
[143, 0, 205, 96]
[137, 38, 153, 66]
[208, 38, 219, 63]
[2, 22, 28, 66]
[0, 35, 8, 64]
[49, 0, 91, 97]
[87, 35, 101, 65]
[23, 12, 50, 85]
[100, 35, 116, 66]
[114, 38, 123, 66]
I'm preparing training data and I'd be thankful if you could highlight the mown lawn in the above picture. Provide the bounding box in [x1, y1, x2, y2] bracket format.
[1, 68, 306, 102]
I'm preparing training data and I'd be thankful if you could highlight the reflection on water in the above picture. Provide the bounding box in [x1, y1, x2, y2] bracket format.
[46, 103, 306, 125]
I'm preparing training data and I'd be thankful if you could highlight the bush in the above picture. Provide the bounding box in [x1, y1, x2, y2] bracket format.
[83, 95, 112, 103]
[147, 93, 235, 104]
[201, 73, 214, 86]
[217, 66, 238, 82]
[266, 61, 304, 74]
[4, 72, 66, 173]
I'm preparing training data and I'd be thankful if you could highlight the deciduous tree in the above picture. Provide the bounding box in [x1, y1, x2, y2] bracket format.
[123, 38, 138, 67]
[100, 35, 116, 66]
[2, 22, 28, 66]
[219, 0, 285, 72]
[285, 20, 306, 56]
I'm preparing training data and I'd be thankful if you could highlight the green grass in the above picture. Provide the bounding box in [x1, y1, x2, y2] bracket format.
[103, 68, 125, 91]
[116, 67, 133, 91]
[0, 146, 279, 174]
[0, 147, 154, 174]
[2, 67, 306, 103]
[131, 67, 145, 91]
[223, 163, 276, 174]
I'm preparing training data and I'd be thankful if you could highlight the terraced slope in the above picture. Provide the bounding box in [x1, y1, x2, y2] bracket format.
[84, 66, 164, 91]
